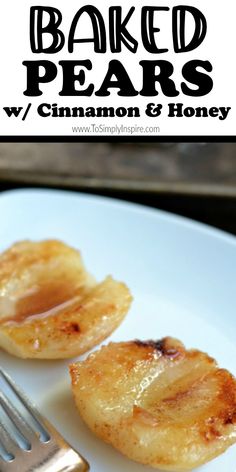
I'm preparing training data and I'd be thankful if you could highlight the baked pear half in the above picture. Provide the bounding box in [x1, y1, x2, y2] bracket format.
[70, 337, 236, 471]
[0, 240, 132, 359]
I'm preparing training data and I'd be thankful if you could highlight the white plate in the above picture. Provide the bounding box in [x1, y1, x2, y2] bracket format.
[0, 188, 236, 472]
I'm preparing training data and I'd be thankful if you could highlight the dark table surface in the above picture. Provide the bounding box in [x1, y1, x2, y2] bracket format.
[0, 142, 236, 235]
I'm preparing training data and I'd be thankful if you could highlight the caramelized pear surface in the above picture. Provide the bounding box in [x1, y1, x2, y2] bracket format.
[70, 337, 236, 470]
[0, 240, 132, 359]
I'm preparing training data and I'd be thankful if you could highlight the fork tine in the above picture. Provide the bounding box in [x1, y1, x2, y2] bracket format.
[0, 419, 19, 457]
[0, 369, 49, 440]
[0, 391, 36, 447]
[0, 369, 89, 471]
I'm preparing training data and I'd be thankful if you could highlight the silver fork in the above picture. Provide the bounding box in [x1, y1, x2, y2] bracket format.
[0, 369, 89, 471]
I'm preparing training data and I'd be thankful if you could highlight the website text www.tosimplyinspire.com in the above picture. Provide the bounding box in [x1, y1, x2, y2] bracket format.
[72, 123, 161, 135]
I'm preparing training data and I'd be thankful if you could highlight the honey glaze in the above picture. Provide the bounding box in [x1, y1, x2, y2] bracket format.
[0, 279, 86, 325]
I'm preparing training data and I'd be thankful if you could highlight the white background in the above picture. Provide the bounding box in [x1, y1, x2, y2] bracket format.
[0, 0, 235, 136]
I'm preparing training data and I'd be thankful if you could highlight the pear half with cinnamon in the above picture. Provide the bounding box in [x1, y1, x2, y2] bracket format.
[70, 337, 236, 471]
[0, 240, 132, 359]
